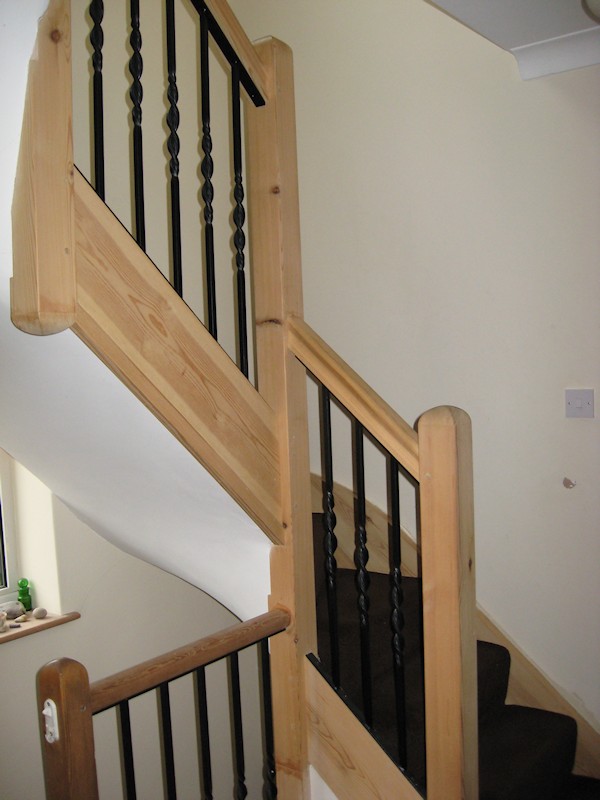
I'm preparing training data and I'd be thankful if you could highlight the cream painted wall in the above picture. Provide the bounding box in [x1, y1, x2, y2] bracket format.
[0, 476, 267, 799]
[229, 0, 600, 728]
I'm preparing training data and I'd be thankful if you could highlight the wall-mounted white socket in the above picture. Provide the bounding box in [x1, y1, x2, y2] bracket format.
[565, 389, 594, 419]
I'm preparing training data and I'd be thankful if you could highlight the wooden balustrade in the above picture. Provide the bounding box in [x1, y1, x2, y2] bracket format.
[37, 609, 290, 800]
[17, 2, 480, 799]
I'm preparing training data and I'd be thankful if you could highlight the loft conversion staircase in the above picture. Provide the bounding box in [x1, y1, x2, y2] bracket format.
[313, 513, 600, 800]
[10, 0, 600, 798]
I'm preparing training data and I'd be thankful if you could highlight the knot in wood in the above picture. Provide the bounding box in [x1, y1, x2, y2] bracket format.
[271, 185, 281, 194]
[50, 29, 62, 43]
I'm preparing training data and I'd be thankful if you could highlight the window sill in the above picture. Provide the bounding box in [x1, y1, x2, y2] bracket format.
[0, 611, 80, 644]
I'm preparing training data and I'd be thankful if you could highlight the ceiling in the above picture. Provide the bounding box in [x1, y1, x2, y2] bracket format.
[430, 0, 600, 78]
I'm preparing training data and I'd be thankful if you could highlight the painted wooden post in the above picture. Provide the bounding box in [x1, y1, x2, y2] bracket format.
[418, 406, 479, 800]
[37, 657, 99, 800]
[246, 37, 316, 799]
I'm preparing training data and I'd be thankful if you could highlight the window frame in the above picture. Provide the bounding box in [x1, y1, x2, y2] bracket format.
[0, 449, 19, 602]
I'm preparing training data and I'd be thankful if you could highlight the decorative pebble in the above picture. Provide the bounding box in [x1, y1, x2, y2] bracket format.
[32, 607, 48, 619]
[0, 601, 25, 620]
[9, 623, 21, 629]
[15, 614, 29, 623]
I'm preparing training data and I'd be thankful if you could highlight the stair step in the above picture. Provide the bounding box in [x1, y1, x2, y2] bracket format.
[563, 775, 600, 800]
[479, 705, 576, 800]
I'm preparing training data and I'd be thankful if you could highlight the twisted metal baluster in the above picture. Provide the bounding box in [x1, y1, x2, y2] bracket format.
[129, 0, 145, 249]
[89, 0, 105, 199]
[260, 639, 278, 799]
[231, 62, 248, 377]
[165, 0, 182, 296]
[353, 419, 372, 726]
[389, 455, 407, 768]
[229, 653, 248, 800]
[320, 384, 340, 688]
[200, 10, 217, 338]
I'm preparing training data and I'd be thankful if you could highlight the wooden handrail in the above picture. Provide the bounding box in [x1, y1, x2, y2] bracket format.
[287, 316, 420, 480]
[90, 608, 290, 713]
[203, 0, 272, 101]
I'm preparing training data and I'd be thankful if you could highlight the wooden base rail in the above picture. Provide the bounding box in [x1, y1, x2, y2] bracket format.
[306, 658, 422, 800]
[36, 608, 291, 800]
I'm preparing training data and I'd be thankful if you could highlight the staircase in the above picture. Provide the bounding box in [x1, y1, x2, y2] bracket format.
[314, 514, 600, 800]
[10, 1, 600, 798]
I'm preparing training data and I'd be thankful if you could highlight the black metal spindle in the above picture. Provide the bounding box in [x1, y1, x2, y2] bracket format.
[388, 456, 408, 768]
[129, 0, 145, 250]
[200, 10, 217, 338]
[320, 384, 341, 688]
[89, 0, 105, 199]
[353, 419, 372, 726]
[259, 640, 278, 799]
[231, 62, 249, 377]
[118, 700, 137, 800]
[165, 0, 182, 295]
[229, 653, 248, 800]
[195, 667, 214, 800]
[158, 683, 177, 800]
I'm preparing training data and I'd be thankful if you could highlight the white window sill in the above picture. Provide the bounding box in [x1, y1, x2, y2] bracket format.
[0, 611, 80, 644]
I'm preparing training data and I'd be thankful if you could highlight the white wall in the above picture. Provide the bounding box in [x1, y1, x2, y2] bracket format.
[230, 0, 600, 728]
[0, 470, 265, 800]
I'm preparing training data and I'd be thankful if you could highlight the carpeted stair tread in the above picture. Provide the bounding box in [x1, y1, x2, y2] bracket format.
[563, 776, 600, 800]
[479, 705, 577, 800]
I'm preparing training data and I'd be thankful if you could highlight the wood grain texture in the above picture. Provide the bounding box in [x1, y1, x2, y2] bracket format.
[204, 0, 271, 100]
[90, 609, 290, 713]
[37, 657, 99, 800]
[417, 406, 479, 800]
[305, 660, 422, 800]
[72, 171, 284, 544]
[288, 317, 420, 481]
[0, 611, 80, 645]
[11, 0, 76, 335]
[246, 38, 314, 798]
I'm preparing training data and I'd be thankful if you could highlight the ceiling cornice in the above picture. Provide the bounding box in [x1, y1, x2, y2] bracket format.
[430, 0, 600, 79]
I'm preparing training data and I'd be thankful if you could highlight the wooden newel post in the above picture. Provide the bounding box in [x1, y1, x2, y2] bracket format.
[11, 0, 76, 336]
[417, 406, 479, 800]
[37, 657, 99, 800]
[246, 36, 315, 799]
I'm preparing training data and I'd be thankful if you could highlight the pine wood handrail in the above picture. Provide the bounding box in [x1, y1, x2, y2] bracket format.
[90, 607, 291, 713]
[202, 0, 272, 101]
[287, 316, 420, 480]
